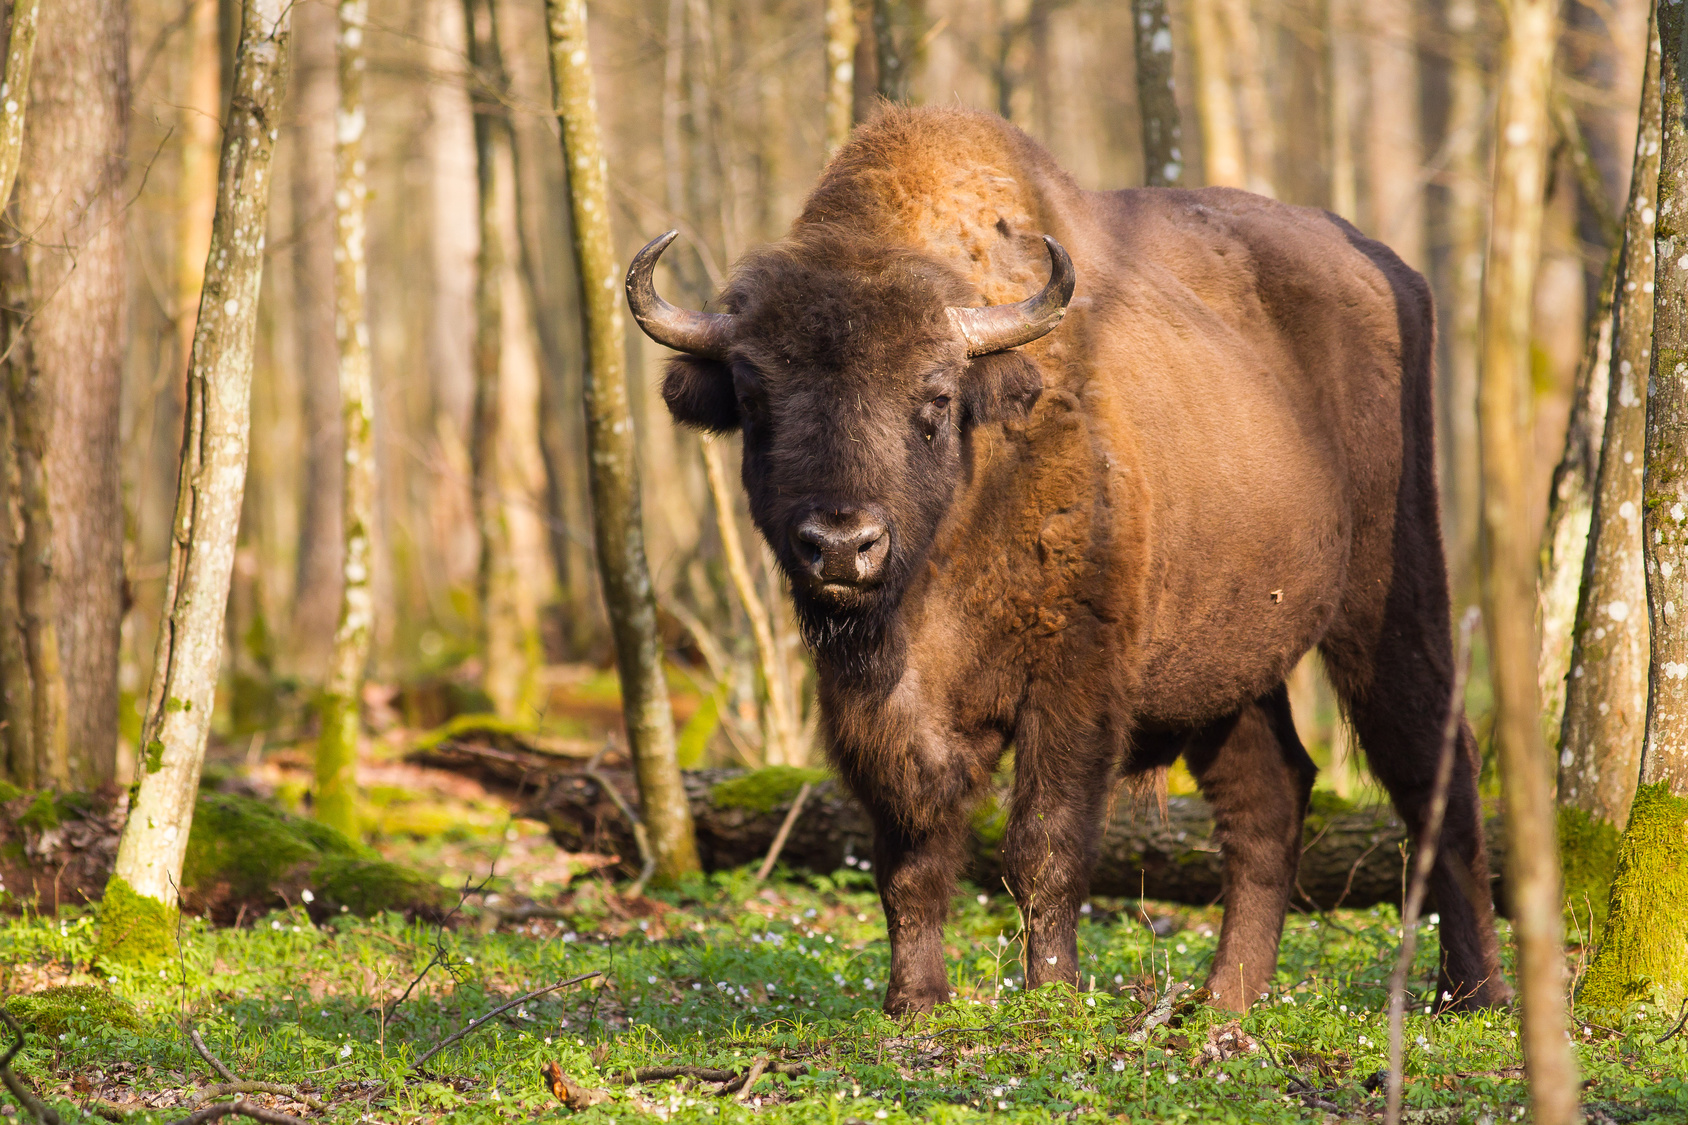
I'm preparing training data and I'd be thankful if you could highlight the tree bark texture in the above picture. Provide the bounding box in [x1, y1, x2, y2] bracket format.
[466, 0, 533, 717]
[523, 769, 1508, 912]
[289, 0, 344, 676]
[314, 0, 374, 842]
[176, 0, 221, 382]
[1439, 0, 1486, 605]
[0, 0, 39, 786]
[1187, 0, 1244, 190]
[544, 0, 700, 883]
[1558, 11, 1660, 830]
[871, 0, 920, 103]
[1645, 0, 1688, 791]
[1130, 0, 1181, 187]
[111, 0, 289, 908]
[824, 0, 857, 155]
[5, 0, 127, 787]
[1216, 0, 1274, 196]
[1538, 253, 1617, 752]
[1363, 0, 1423, 269]
[1476, 0, 1578, 1119]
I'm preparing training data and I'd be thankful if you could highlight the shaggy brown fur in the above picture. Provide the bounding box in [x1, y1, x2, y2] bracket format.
[653, 105, 1508, 1015]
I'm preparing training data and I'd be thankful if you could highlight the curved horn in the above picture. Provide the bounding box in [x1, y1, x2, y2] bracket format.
[625, 231, 734, 360]
[945, 236, 1076, 356]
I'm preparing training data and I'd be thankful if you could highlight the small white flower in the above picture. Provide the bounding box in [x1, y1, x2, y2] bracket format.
[1046, 955, 1058, 964]
[1167, 1073, 1178, 1084]
[1111, 1058, 1125, 1072]
[339, 1043, 353, 1059]
[977, 893, 988, 905]
[463, 957, 474, 965]
[300, 889, 315, 903]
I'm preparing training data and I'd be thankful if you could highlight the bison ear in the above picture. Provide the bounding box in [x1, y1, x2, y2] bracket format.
[662, 356, 739, 432]
[961, 352, 1043, 426]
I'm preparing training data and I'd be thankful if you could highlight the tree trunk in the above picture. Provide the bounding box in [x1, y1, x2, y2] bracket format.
[851, 0, 876, 126]
[102, 0, 289, 965]
[1130, 0, 1182, 187]
[1538, 253, 1617, 751]
[5, 0, 127, 788]
[465, 0, 534, 717]
[1476, 0, 1579, 1119]
[825, 0, 857, 155]
[1363, 0, 1423, 269]
[1187, 0, 1244, 189]
[523, 767, 1505, 912]
[1324, 0, 1360, 220]
[289, 0, 343, 677]
[543, 0, 700, 884]
[871, 0, 920, 103]
[1439, 0, 1486, 606]
[1217, 0, 1273, 197]
[0, 0, 39, 786]
[314, 0, 373, 842]
[1558, 10, 1660, 831]
[1580, 0, 1688, 1013]
[176, 0, 221, 387]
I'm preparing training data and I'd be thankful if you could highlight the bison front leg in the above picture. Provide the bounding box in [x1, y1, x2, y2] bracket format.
[1000, 743, 1113, 992]
[869, 804, 972, 1015]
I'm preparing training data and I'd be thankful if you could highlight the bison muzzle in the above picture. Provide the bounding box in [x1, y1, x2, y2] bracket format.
[627, 105, 1508, 1016]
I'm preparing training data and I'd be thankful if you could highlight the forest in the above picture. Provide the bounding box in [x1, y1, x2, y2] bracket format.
[0, 0, 1682, 1122]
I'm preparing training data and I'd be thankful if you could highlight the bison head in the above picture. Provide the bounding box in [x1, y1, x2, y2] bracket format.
[627, 227, 1074, 648]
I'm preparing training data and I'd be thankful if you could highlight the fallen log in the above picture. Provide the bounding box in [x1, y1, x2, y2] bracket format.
[522, 766, 1506, 910]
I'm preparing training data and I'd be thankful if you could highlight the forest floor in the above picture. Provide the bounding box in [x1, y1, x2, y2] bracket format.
[3, 863, 1686, 1125]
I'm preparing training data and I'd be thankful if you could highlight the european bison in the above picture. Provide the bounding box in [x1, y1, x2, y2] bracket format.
[627, 105, 1507, 1015]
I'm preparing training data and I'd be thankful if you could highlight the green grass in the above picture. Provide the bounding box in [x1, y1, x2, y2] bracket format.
[4, 869, 1686, 1123]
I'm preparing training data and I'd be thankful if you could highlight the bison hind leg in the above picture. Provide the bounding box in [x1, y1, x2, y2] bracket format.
[1183, 683, 1317, 1011]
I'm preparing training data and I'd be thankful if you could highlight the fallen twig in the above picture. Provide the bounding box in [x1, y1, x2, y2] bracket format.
[728, 1055, 768, 1101]
[188, 1028, 325, 1112]
[1127, 980, 1189, 1043]
[753, 782, 813, 884]
[1386, 607, 1479, 1125]
[0, 1010, 60, 1125]
[409, 971, 601, 1074]
[190, 1030, 239, 1083]
[616, 1061, 809, 1085]
[164, 1099, 310, 1125]
[1657, 998, 1688, 1044]
[183, 1084, 324, 1113]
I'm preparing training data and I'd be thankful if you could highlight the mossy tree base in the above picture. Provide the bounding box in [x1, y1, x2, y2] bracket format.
[4, 984, 142, 1035]
[1558, 805, 1624, 935]
[94, 876, 177, 967]
[1581, 784, 1688, 1010]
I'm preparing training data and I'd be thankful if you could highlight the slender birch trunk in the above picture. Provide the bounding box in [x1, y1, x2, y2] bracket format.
[1364, 0, 1423, 268]
[101, 0, 289, 964]
[176, 0, 221, 383]
[1217, 0, 1274, 197]
[871, 0, 919, 103]
[1558, 10, 1660, 831]
[544, 0, 699, 883]
[1475, 0, 1578, 1119]
[1188, 0, 1244, 189]
[825, 0, 857, 156]
[465, 0, 534, 716]
[1441, 0, 1486, 605]
[0, 0, 39, 785]
[1130, 0, 1182, 187]
[1539, 252, 1619, 749]
[290, 0, 344, 675]
[314, 0, 373, 841]
[1324, 0, 1360, 219]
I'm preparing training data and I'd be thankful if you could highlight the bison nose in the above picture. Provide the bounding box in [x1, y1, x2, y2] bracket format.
[792, 510, 890, 587]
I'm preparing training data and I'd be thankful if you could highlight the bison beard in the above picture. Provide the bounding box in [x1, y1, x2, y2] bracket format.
[631, 105, 1509, 1016]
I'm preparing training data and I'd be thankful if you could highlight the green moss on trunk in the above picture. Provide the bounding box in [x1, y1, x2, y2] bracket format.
[1558, 805, 1624, 934]
[314, 690, 360, 840]
[1580, 784, 1688, 1009]
[93, 876, 177, 967]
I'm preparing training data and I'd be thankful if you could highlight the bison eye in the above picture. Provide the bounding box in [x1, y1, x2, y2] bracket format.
[931, 395, 950, 411]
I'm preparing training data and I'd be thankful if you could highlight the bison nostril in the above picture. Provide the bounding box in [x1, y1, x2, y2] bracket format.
[792, 511, 890, 587]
